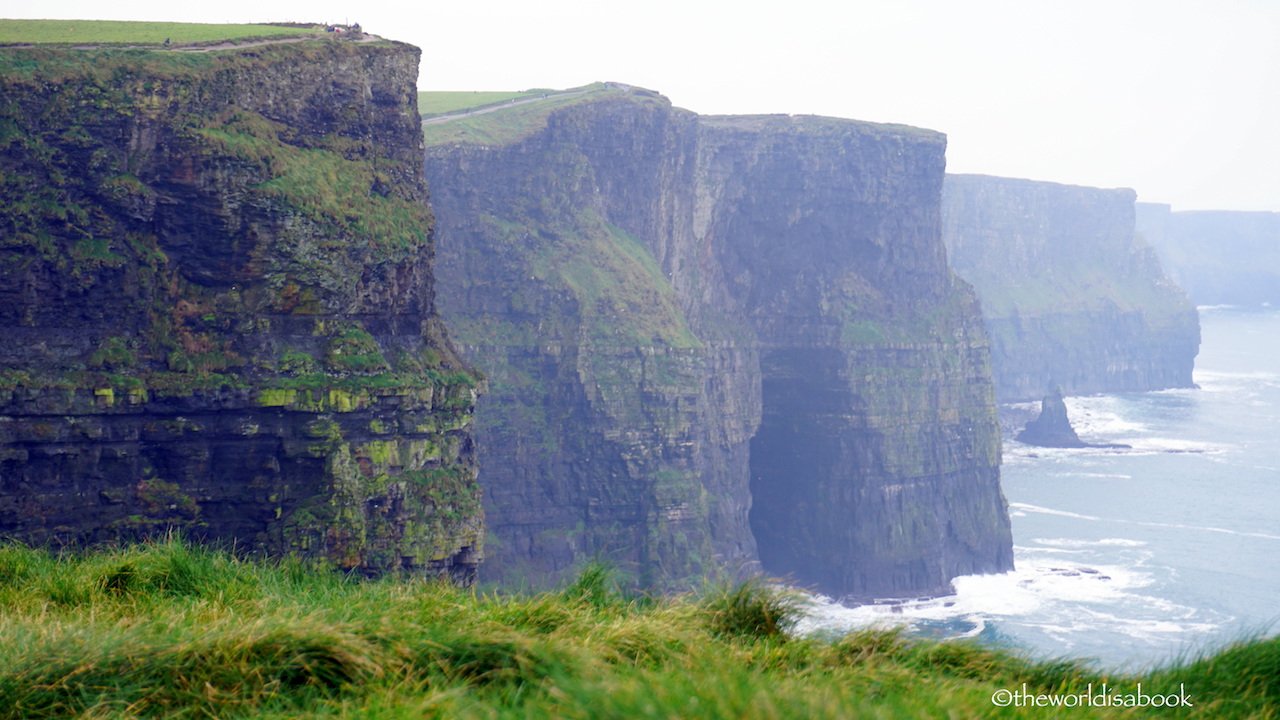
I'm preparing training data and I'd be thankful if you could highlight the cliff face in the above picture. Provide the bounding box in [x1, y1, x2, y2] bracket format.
[1136, 204, 1280, 307]
[0, 42, 483, 580]
[425, 86, 1012, 599]
[942, 175, 1200, 403]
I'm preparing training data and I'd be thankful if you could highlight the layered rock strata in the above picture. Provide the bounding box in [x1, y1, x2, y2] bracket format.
[0, 41, 482, 580]
[942, 175, 1200, 402]
[425, 86, 1013, 598]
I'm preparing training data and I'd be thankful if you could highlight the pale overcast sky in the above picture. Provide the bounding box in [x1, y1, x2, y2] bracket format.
[7, 0, 1279, 212]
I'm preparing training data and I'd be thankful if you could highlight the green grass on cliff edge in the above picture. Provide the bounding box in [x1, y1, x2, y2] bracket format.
[420, 83, 630, 146]
[418, 89, 555, 116]
[0, 540, 1276, 719]
[0, 19, 321, 46]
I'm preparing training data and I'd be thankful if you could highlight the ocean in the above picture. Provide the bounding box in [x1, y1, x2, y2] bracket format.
[799, 305, 1280, 670]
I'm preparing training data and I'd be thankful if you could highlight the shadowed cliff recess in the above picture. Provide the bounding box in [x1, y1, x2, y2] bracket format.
[0, 35, 483, 580]
[423, 84, 1013, 599]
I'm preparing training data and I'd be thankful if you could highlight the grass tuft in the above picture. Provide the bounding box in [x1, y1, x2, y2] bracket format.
[702, 576, 803, 640]
[558, 560, 620, 608]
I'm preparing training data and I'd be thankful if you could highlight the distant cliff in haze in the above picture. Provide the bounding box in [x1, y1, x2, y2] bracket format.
[942, 175, 1199, 403]
[1136, 203, 1280, 307]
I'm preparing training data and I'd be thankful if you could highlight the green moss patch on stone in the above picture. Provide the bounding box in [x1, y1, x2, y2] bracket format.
[197, 112, 430, 253]
[324, 326, 391, 375]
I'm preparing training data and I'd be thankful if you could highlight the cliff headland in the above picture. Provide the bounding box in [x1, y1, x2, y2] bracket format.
[0, 28, 483, 580]
[424, 84, 1013, 599]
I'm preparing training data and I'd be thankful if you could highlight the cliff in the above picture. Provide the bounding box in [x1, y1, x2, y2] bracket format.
[1136, 203, 1280, 307]
[942, 175, 1200, 402]
[424, 85, 1012, 599]
[0, 40, 483, 580]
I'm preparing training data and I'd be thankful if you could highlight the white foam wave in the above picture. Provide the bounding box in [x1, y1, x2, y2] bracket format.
[795, 551, 1229, 665]
[1010, 503, 1280, 541]
[1043, 394, 1230, 455]
[1194, 370, 1280, 392]
[1063, 397, 1148, 437]
[1122, 436, 1228, 455]
[1010, 502, 1101, 521]
[1012, 544, 1086, 554]
[1206, 456, 1280, 473]
[1132, 521, 1280, 542]
[1032, 537, 1148, 548]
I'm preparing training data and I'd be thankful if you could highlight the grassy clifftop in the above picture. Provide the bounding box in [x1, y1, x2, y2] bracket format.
[1, 540, 1276, 719]
[418, 89, 559, 116]
[0, 19, 323, 46]
[420, 83, 660, 146]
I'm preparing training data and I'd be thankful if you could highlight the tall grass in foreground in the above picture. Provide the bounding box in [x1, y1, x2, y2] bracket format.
[0, 540, 1275, 718]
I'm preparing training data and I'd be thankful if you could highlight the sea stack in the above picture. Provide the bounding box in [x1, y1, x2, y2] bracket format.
[1016, 389, 1087, 448]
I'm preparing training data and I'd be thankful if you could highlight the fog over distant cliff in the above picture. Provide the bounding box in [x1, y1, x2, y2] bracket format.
[1136, 204, 1280, 307]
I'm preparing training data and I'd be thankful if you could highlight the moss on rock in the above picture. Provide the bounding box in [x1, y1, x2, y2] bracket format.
[0, 38, 483, 582]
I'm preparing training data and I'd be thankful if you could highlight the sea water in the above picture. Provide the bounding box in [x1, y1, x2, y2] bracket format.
[799, 306, 1280, 669]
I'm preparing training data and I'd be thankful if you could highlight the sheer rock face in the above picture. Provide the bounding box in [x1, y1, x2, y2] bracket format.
[426, 87, 1013, 598]
[0, 42, 483, 581]
[942, 175, 1200, 403]
[1137, 203, 1280, 307]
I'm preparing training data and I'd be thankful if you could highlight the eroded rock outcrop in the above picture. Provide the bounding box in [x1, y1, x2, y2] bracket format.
[425, 86, 1013, 598]
[942, 175, 1200, 402]
[0, 41, 482, 580]
[1015, 389, 1085, 448]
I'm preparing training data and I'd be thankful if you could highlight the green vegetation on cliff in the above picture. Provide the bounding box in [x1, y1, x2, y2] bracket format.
[0, 19, 321, 46]
[0, 37, 483, 578]
[197, 111, 430, 252]
[942, 175, 1192, 320]
[418, 89, 557, 116]
[421, 83, 642, 146]
[0, 541, 1275, 719]
[0, 41, 436, 395]
[952, 248, 1188, 322]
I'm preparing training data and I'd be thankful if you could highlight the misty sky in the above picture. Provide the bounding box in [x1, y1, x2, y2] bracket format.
[7, 0, 1278, 212]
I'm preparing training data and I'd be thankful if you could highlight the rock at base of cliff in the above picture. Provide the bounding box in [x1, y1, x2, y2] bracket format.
[1016, 388, 1087, 448]
[1015, 388, 1131, 449]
